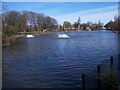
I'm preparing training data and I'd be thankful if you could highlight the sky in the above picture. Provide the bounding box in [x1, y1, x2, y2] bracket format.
[5, 2, 119, 25]
[2, 0, 120, 2]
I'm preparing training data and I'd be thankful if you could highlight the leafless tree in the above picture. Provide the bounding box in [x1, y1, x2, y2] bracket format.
[63, 21, 71, 30]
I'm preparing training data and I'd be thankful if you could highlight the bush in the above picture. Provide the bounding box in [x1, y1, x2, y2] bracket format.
[101, 70, 119, 90]
[2, 36, 16, 46]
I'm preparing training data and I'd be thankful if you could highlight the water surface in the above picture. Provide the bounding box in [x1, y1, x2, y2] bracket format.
[3, 30, 119, 88]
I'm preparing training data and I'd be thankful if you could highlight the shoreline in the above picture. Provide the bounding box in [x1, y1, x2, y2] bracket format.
[2, 30, 120, 46]
[2, 31, 56, 46]
[6, 29, 120, 38]
[14, 30, 75, 38]
[15, 31, 55, 38]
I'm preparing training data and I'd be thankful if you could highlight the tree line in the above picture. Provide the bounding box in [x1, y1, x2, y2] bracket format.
[61, 16, 120, 31]
[2, 10, 120, 38]
[2, 10, 58, 37]
[60, 20, 103, 30]
[105, 15, 120, 31]
[2, 8, 120, 39]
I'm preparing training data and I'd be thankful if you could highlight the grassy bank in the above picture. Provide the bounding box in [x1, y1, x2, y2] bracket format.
[15, 29, 76, 38]
[3, 29, 117, 46]
[2, 30, 56, 46]
[2, 36, 17, 46]
[17, 31, 54, 35]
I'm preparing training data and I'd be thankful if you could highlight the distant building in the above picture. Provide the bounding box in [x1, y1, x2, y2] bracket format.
[86, 26, 91, 30]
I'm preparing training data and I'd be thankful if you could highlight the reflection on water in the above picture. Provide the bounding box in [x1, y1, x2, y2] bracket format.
[2, 30, 119, 88]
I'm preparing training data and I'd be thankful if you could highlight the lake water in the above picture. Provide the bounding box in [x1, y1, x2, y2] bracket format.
[2, 30, 119, 88]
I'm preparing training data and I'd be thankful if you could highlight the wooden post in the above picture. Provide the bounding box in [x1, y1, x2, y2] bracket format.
[97, 65, 101, 90]
[110, 56, 113, 68]
[109, 56, 114, 79]
[119, 53, 120, 60]
[118, 53, 120, 88]
[81, 74, 87, 90]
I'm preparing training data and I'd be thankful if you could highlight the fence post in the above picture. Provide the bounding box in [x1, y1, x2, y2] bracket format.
[97, 65, 101, 90]
[118, 53, 120, 60]
[81, 74, 87, 90]
[110, 56, 113, 68]
[118, 53, 120, 87]
[109, 56, 114, 76]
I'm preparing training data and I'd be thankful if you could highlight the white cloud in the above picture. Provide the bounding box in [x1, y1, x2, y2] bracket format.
[52, 5, 118, 25]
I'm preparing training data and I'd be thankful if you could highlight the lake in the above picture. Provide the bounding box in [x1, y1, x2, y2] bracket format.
[2, 30, 119, 88]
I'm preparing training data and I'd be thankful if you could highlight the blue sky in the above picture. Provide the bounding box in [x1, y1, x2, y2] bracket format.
[6, 2, 118, 25]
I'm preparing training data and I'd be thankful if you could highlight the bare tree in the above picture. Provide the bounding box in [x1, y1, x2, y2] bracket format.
[19, 11, 28, 32]
[73, 22, 78, 30]
[97, 20, 102, 30]
[37, 13, 45, 31]
[63, 21, 71, 30]
[45, 16, 58, 31]
[2, 10, 58, 36]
